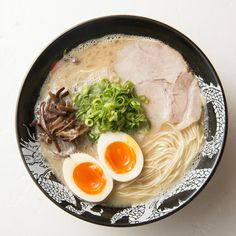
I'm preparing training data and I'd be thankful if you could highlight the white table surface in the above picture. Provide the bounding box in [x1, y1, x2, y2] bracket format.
[1, 0, 236, 235]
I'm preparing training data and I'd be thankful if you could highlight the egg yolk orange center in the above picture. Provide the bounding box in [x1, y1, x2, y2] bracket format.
[73, 162, 106, 195]
[105, 141, 136, 174]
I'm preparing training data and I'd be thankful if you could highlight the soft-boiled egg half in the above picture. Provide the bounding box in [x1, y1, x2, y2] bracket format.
[97, 132, 144, 182]
[63, 153, 113, 202]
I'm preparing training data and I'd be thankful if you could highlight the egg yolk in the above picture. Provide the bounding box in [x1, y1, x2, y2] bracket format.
[105, 141, 136, 174]
[73, 162, 106, 195]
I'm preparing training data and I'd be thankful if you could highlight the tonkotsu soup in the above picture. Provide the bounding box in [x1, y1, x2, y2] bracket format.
[32, 35, 204, 207]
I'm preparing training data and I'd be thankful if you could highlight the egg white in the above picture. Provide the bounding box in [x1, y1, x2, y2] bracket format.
[63, 153, 113, 202]
[97, 132, 144, 182]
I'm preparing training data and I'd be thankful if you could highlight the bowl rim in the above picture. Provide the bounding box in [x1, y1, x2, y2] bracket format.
[15, 14, 228, 227]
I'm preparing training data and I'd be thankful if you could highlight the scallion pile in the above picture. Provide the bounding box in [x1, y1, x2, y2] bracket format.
[73, 79, 150, 141]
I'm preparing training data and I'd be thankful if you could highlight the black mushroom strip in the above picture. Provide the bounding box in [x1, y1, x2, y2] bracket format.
[30, 87, 88, 153]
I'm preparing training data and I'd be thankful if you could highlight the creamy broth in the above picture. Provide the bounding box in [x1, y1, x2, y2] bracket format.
[37, 35, 203, 207]
[39, 36, 131, 99]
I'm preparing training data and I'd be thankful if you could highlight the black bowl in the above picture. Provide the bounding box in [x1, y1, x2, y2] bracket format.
[16, 15, 228, 227]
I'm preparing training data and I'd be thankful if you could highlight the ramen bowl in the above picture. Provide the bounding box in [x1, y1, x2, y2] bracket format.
[16, 15, 227, 226]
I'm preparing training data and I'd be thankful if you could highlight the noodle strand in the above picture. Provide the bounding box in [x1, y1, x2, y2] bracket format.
[112, 122, 203, 202]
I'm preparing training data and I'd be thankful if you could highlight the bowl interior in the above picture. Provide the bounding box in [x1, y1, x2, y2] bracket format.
[16, 15, 227, 226]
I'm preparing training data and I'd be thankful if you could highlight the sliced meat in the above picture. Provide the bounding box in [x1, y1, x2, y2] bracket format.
[115, 40, 203, 130]
[176, 79, 203, 130]
[135, 74, 202, 131]
[115, 40, 188, 84]
[171, 72, 193, 123]
[135, 79, 173, 130]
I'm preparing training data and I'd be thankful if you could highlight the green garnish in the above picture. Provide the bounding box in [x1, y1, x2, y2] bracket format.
[73, 79, 150, 141]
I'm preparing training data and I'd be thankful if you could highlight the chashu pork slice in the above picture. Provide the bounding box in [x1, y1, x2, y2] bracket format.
[115, 40, 188, 84]
[135, 79, 173, 131]
[171, 72, 194, 123]
[135, 74, 203, 131]
[176, 79, 203, 130]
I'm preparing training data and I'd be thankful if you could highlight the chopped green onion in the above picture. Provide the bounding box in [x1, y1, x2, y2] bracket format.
[139, 95, 150, 104]
[73, 78, 150, 141]
[85, 119, 94, 127]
